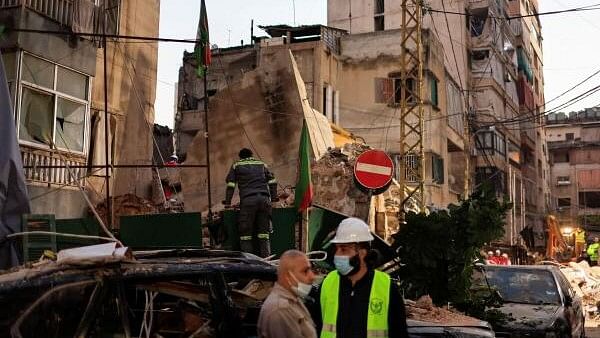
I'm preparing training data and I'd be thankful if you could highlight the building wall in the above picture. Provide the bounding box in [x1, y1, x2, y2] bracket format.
[89, 0, 160, 202]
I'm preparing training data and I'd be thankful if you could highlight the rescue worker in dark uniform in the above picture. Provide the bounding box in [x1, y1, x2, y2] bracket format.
[224, 148, 278, 257]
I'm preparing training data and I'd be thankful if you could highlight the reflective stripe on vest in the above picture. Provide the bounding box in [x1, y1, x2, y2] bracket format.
[320, 270, 391, 338]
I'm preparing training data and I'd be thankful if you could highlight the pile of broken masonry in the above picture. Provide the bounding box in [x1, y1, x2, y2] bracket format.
[560, 261, 600, 317]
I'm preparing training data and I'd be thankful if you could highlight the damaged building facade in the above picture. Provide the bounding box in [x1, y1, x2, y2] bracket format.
[0, 0, 160, 220]
[546, 110, 600, 235]
[175, 0, 549, 248]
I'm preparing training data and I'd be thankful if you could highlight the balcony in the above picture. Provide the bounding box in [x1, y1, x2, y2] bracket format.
[0, 0, 75, 27]
[20, 144, 86, 187]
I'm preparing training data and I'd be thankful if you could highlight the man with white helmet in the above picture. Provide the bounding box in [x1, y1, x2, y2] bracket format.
[314, 217, 408, 338]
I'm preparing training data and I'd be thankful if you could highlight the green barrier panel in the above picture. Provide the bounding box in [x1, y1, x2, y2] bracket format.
[55, 217, 101, 250]
[21, 214, 56, 262]
[222, 207, 297, 256]
[307, 206, 346, 252]
[120, 213, 202, 250]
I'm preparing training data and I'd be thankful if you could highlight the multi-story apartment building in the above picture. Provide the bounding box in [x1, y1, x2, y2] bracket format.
[0, 0, 160, 220]
[546, 110, 600, 234]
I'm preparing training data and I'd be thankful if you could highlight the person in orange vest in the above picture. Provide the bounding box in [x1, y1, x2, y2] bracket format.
[574, 227, 587, 258]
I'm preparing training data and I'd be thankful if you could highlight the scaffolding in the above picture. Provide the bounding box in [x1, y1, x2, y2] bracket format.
[399, 0, 425, 212]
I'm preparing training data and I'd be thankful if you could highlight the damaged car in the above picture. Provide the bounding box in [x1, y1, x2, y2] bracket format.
[482, 265, 585, 338]
[0, 248, 496, 337]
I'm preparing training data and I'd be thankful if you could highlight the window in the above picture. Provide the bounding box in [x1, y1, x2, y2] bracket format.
[508, 141, 520, 164]
[557, 198, 571, 208]
[375, 0, 384, 14]
[476, 167, 507, 196]
[374, 16, 385, 31]
[18, 53, 90, 153]
[553, 151, 570, 163]
[557, 176, 571, 185]
[579, 191, 600, 208]
[475, 131, 505, 156]
[374, 76, 415, 105]
[431, 154, 444, 184]
[446, 78, 463, 132]
[566, 133, 574, 141]
[429, 74, 439, 107]
[322, 86, 328, 116]
[374, 0, 384, 31]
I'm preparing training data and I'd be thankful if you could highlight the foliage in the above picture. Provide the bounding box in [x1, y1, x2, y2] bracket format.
[392, 183, 511, 306]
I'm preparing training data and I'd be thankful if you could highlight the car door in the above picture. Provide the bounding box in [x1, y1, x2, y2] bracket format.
[555, 270, 584, 337]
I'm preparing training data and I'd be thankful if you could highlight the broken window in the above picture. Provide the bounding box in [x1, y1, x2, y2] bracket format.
[19, 87, 54, 145]
[18, 53, 90, 153]
[566, 132, 574, 141]
[393, 78, 415, 105]
[476, 167, 507, 196]
[404, 153, 420, 182]
[557, 176, 571, 185]
[470, 15, 487, 37]
[475, 131, 505, 156]
[374, 16, 385, 32]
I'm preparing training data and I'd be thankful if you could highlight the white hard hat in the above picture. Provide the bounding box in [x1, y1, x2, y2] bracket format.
[330, 217, 374, 244]
[170, 154, 178, 160]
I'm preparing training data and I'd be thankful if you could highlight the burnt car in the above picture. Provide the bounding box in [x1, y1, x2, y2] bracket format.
[481, 265, 585, 338]
[0, 249, 495, 337]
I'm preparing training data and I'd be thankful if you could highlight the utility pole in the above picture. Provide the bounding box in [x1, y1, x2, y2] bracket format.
[399, 0, 425, 212]
[102, 1, 111, 228]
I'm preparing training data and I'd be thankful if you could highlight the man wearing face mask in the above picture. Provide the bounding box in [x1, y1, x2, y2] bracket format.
[258, 250, 317, 338]
[314, 218, 408, 338]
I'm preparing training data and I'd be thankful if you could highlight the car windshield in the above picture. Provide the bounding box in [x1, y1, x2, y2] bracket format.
[485, 269, 560, 305]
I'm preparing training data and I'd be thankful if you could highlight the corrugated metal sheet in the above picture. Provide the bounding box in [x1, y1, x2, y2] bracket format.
[578, 169, 600, 189]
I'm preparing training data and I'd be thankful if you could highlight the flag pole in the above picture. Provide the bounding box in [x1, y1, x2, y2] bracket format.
[204, 65, 212, 222]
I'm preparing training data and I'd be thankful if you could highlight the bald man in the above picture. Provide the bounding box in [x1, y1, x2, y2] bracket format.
[257, 250, 317, 338]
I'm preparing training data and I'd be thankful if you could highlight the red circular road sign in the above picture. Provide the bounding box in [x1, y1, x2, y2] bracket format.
[354, 150, 394, 190]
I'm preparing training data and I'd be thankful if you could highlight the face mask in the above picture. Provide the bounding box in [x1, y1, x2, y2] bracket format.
[334, 255, 355, 275]
[289, 272, 313, 299]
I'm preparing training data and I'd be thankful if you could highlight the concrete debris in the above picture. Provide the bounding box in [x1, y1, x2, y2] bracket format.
[560, 261, 600, 316]
[311, 143, 372, 219]
[57, 243, 131, 265]
[93, 194, 158, 228]
[405, 295, 482, 326]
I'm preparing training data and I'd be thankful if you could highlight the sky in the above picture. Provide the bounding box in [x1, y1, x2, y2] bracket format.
[154, 0, 600, 128]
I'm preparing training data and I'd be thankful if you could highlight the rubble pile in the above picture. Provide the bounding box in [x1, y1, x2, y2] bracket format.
[311, 143, 372, 218]
[405, 295, 482, 325]
[560, 261, 600, 314]
[93, 194, 158, 228]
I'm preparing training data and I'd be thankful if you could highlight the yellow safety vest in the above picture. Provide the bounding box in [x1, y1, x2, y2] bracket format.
[575, 230, 586, 243]
[320, 270, 391, 338]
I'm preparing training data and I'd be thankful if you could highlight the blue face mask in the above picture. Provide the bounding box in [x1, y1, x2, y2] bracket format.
[334, 255, 354, 275]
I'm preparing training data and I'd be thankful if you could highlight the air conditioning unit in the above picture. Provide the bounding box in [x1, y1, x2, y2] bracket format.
[557, 180, 571, 186]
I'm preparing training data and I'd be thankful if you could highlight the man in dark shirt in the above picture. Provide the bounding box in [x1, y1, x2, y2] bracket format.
[224, 148, 277, 257]
[312, 218, 408, 338]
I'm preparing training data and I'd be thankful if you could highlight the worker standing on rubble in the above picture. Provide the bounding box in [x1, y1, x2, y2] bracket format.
[258, 250, 317, 338]
[223, 148, 278, 257]
[587, 237, 600, 266]
[313, 217, 408, 338]
[574, 227, 587, 258]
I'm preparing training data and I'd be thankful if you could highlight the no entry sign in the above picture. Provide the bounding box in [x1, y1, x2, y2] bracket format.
[354, 150, 394, 190]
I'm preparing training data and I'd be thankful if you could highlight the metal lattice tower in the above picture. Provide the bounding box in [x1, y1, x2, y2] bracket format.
[399, 0, 426, 212]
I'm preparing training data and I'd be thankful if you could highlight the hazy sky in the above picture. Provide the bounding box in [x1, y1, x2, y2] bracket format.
[153, 0, 600, 128]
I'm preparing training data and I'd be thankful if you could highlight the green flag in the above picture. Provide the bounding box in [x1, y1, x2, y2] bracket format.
[195, 0, 211, 78]
[295, 121, 313, 212]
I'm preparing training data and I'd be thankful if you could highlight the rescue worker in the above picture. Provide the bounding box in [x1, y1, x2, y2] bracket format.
[313, 218, 408, 338]
[574, 227, 587, 258]
[223, 148, 278, 257]
[587, 237, 600, 266]
[258, 250, 317, 338]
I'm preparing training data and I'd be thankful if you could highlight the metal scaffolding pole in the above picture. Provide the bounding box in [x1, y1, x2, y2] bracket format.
[399, 0, 426, 212]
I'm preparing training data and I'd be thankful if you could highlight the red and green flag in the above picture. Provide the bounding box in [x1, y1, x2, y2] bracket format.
[295, 121, 313, 212]
[195, 0, 211, 78]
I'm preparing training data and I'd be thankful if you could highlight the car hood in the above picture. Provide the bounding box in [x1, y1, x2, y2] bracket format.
[407, 319, 495, 337]
[493, 303, 560, 330]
